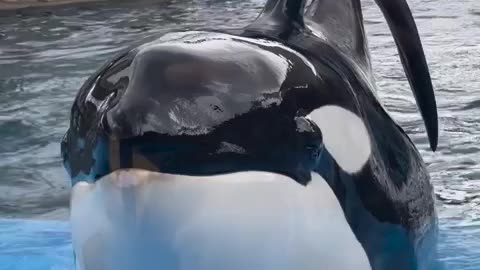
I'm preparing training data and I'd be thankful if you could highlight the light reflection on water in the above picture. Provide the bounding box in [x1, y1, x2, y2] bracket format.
[0, 0, 479, 269]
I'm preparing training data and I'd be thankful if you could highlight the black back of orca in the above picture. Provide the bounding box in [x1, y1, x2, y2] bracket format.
[61, 0, 439, 269]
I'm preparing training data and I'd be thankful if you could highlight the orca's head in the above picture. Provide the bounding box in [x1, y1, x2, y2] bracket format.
[62, 27, 375, 270]
[61, 29, 333, 186]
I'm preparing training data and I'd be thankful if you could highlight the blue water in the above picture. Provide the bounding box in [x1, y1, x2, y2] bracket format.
[0, 0, 479, 269]
[0, 219, 72, 270]
[0, 218, 478, 270]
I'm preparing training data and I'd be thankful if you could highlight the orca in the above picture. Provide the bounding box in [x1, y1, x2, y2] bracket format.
[61, 0, 439, 269]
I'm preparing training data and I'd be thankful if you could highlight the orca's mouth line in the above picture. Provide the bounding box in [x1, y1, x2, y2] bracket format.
[88, 168, 299, 189]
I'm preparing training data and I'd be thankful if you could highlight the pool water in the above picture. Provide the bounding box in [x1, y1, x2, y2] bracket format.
[0, 219, 72, 270]
[0, 0, 479, 269]
[0, 218, 478, 270]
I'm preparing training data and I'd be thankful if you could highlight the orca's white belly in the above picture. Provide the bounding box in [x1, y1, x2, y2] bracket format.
[71, 169, 371, 270]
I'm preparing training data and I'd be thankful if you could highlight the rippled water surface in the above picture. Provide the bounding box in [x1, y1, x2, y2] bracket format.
[0, 0, 479, 269]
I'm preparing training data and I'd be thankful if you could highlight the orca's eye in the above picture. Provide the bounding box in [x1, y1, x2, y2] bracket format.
[295, 116, 324, 164]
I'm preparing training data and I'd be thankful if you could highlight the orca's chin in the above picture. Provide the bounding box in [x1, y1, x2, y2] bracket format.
[70, 169, 371, 270]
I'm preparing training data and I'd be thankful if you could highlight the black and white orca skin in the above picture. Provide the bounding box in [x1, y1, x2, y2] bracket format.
[61, 0, 440, 269]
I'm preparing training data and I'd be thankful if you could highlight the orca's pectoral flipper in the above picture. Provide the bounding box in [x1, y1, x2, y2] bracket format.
[243, 0, 306, 39]
[375, 0, 438, 151]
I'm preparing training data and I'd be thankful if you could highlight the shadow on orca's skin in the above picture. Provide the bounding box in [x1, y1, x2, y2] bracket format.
[61, 0, 440, 269]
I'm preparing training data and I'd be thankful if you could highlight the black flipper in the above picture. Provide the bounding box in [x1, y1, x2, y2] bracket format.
[374, 0, 438, 151]
[243, 0, 307, 40]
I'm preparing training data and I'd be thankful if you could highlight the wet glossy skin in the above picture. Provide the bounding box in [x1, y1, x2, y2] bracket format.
[62, 0, 439, 269]
[62, 32, 329, 185]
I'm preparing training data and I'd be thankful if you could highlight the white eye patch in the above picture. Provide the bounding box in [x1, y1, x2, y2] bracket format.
[307, 105, 372, 174]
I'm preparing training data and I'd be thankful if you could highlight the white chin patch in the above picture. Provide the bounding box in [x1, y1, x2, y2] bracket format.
[307, 105, 372, 173]
[71, 169, 371, 270]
